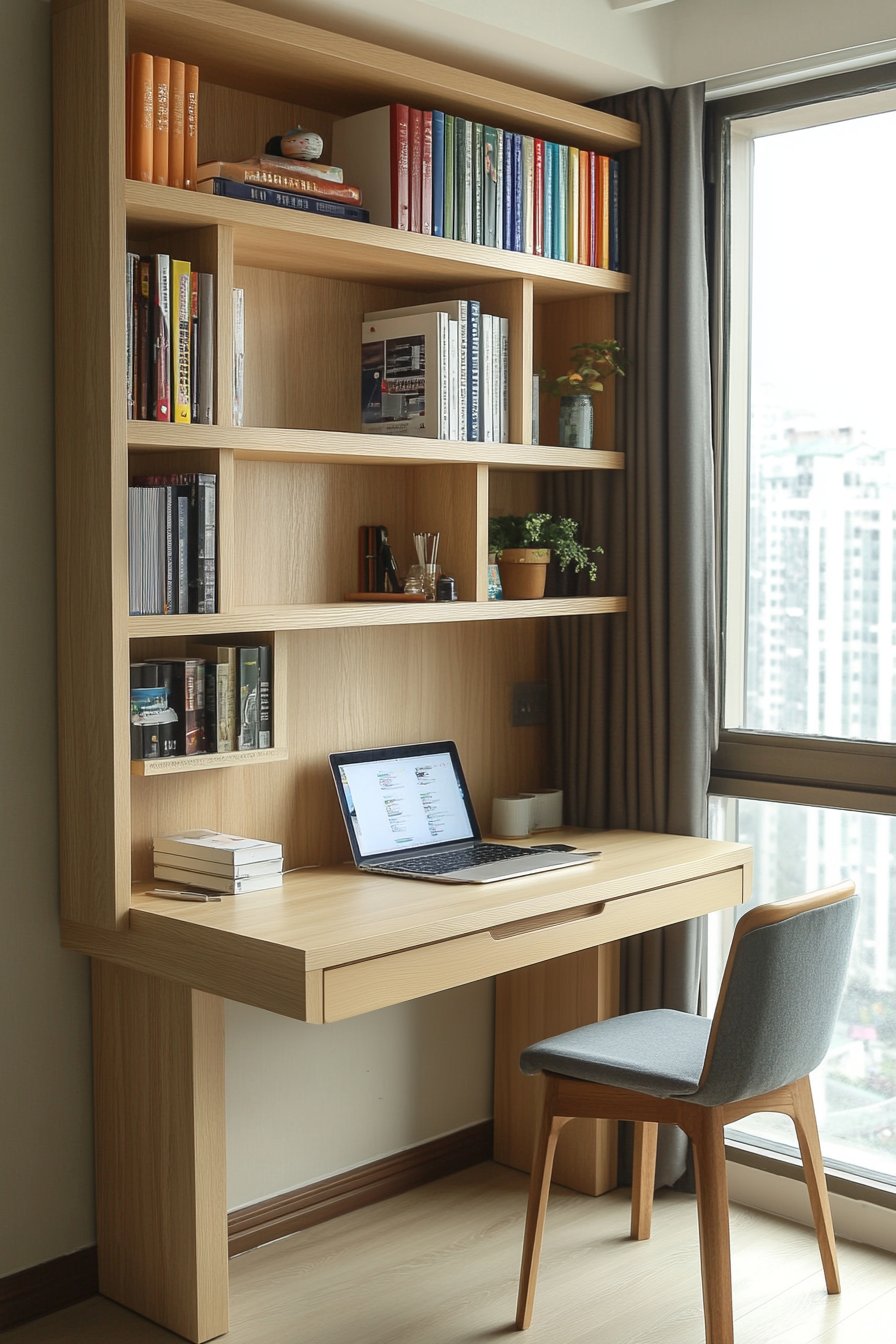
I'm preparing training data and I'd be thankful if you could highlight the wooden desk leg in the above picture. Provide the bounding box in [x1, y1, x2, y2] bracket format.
[91, 960, 229, 1342]
[494, 944, 620, 1196]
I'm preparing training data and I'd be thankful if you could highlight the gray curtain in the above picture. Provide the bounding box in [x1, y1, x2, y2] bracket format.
[548, 84, 717, 1188]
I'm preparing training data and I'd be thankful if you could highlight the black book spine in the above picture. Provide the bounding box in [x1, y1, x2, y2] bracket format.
[203, 659, 219, 753]
[154, 660, 185, 756]
[257, 644, 272, 749]
[184, 473, 217, 614]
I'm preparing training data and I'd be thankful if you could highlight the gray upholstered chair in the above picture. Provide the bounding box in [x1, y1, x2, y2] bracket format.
[515, 881, 859, 1344]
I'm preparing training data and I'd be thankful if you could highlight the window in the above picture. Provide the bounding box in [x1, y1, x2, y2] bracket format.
[710, 78, 896, 1190]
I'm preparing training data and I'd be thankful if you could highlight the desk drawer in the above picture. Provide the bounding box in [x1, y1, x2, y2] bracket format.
[322, 867, 745, 1022]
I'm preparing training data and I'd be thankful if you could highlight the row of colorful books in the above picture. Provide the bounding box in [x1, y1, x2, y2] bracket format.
[361, 300, 509, 442]
[332, 104, 621, 269]
[128, 472, 217, 616]
[126, 52, 199, 188]
[152, 830, 283, 895]
[126, 253, 215, 422]
[130, 646, 271, 762]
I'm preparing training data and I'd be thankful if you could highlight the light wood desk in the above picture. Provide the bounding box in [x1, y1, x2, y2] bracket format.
[68, 829, 751, 1342]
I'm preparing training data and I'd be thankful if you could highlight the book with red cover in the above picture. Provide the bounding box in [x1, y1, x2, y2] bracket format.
[129, 52, 153, 183]
[168, 59, 185, 189]
[330, 104, 408, 229]
[421, 110, 433, 236]
[533, 138, 544, 257]
[152, 55, 170, 186]
[184, 63, 199, 189]
[409, 107, 422, 233]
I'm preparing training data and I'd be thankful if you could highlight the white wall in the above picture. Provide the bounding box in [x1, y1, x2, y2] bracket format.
[4, 0, 895, 1283]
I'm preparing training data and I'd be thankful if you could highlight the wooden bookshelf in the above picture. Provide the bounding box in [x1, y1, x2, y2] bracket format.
[53, 0, 639, 1019]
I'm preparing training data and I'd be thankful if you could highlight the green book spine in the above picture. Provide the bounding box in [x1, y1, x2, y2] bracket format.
[483, 126, 498, 248]
[472, 122, 484, 245]
[444, 113, 455, 239]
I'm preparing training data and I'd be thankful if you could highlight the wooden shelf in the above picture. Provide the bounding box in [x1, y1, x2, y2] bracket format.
[130, 746, 288, 776]
[125, 181, 631, 299]
[126, 422, 626, 472]
[128, 596, 628, 638]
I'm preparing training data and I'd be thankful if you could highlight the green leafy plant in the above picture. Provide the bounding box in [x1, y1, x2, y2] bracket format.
[540, 339, 626, 397]
[488, 513, 604, 582]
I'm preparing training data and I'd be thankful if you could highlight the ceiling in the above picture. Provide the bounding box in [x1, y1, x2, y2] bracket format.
[239, 0, 896, 101]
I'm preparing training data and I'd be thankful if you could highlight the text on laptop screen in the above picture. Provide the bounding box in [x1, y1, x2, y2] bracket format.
[337, 750, 475, 857]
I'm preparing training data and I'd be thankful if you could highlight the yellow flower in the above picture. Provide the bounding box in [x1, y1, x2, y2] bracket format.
[568, 372, 584, 383]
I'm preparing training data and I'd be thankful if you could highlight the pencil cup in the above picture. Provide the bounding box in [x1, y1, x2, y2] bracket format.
[531, 788, 563, 831]
[491, 794, 535, 838]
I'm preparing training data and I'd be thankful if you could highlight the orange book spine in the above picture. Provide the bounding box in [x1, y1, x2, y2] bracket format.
[152, 55, 170, 186]
[125, 54, 132, 177]
[578, 148, 589, 265]
[600, 155, 610, 269]
[184, 64, 200, 190]
[130, 52, 153, 183]
[168, 60, 185, 189]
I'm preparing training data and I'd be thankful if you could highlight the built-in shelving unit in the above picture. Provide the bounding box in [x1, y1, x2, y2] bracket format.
[55, 0, 638, 938]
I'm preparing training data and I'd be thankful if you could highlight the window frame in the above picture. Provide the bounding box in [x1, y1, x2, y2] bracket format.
[706, 66, 896, 1204]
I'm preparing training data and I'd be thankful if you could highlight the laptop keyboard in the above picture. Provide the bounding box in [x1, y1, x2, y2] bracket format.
[382, 843, 528, 876]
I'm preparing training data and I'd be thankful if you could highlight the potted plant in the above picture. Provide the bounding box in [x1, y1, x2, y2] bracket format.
[540, 339, 626, 449]
[488, 513, 604, 600]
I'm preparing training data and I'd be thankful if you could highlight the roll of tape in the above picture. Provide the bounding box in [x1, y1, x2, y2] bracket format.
[531, 788, 563, 831]
[491, 794, 534, 838]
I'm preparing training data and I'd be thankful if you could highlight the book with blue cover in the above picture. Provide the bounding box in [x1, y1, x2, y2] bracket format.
[198, 177, 370, 222]
[431, 110, 445, 238]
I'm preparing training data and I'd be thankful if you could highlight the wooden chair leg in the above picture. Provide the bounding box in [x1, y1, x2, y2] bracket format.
[631, 1120, 658, 1240]
[516, 1080, 569, 1331]
[689, 1109, 734, 1344]
[789, 1075, 840, 1294]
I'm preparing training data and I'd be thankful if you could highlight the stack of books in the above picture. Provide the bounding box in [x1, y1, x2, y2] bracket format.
[333, 104, 621, 268]
[196, 154, 369, 223]
[130, 644, 272, 760]
[361, 299, 508, 442]
[126, 253, 215, 423]
[153, 830, 284, 894]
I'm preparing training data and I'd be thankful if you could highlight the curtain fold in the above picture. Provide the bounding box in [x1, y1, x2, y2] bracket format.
[548, 83, 717, 1188]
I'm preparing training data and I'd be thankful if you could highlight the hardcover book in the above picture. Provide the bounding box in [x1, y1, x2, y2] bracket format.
[330, 103, 409, 229]
[197, 160, 361, 201]
[361, 312, 449, 438]
[129, 52, 153, 183]
[257, 643, 272, 749]
[168, 59, 185, 189]
[197, 177, 369, 221]
[431, 110, 444, 238]
[365, 299, 472, 443]
[183, 63, 199, 190]
[238, 646, 259, 751]
[171, 258, 192, 424]
[152, 55, 170, 186]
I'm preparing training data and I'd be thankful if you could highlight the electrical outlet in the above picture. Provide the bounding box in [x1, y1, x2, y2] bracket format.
[512, 680, 548, 727]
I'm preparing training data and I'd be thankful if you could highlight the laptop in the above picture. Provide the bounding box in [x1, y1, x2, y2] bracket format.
[328, 740, 599, 884]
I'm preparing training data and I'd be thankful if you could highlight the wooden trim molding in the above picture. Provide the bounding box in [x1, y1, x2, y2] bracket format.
[0, 1247, 98, 1333]
[0, 1122, 493, 1330]
[228, 1121, 494, 1256]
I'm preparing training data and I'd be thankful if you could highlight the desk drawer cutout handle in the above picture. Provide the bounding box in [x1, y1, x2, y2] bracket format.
[489, 902, 606, 940]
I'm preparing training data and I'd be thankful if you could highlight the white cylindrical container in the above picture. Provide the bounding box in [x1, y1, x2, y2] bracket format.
[491, 794, 534, 838]
[531, 788, 563, 831]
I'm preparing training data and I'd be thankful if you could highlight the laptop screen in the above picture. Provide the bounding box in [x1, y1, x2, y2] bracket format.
[329, 741, 481, 864]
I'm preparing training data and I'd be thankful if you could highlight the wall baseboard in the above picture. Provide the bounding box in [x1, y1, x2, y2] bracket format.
[0, 1247, 98, 1333]
[0, 1121, 493, 1331]
[228, 1121, 494, 1256]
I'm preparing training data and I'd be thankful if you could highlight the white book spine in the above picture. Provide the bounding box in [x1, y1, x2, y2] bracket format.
[456, 300, 468, 441]
[232, 286, 245, 427]
[438, 312, 449, 439]
[523, 136, 535, 255]
[447, 319, 459, 441]
[481, 313, 493, 444]
[463, 119, 473, 243]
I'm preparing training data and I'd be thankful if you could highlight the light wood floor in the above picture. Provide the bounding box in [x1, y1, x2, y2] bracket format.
[8, 1163, 896, 1343]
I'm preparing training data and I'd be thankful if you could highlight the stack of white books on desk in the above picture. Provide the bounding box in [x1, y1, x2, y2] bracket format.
[153, 829, 284, 894]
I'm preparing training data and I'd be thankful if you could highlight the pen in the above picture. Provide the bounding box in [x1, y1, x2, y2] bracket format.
[147, 888, 223, 902]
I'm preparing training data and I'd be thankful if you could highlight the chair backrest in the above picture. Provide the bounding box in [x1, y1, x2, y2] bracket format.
[690, 882, 859, 1107]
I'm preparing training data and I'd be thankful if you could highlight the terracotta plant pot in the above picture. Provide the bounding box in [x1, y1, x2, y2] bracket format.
[497, 548, 550, 600]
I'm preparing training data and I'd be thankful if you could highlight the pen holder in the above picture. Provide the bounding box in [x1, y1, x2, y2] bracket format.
[491, 794, 536, 838]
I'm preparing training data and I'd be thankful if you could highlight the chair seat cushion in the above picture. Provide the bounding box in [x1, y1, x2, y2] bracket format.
[520, 1009, 712, 1098]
